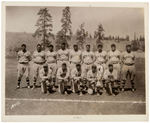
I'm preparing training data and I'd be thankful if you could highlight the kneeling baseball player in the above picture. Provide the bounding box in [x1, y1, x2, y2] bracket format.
[87, 65, 103, 95]
[103, 64, 119, 96]
[39, 63, 53, 94]
[71, 64, 86, 96]
[57, 63, 70, 95]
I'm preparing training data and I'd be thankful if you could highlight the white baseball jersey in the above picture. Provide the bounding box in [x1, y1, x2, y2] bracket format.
[87, 70, 98, 81]
[82, 51, 95, 64]
[107, 50, 121, 64]
[57, 49, 69, 61]
[39, 68, 52, 79]
[71, 68, 83, 78]
[17, 50, 31, 63]
[103, 69, 118, 80]
[57, 67, 70, 80]
[45, 51, 57, 64]
[95, 50, 107, 64]
[122, 51, 135, 64]
[69, 50, 82, 63]
[32, 51, 45, 63]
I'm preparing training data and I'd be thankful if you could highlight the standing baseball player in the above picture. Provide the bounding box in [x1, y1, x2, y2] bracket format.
[87, 65, 103, 95]
[57, 63, 70, 94]
[121, 44, 136, 92]
[39, 63, 53, 94]
[69, 44, 82, 71]
[71, 64, 85, 96]
[32, 44, 46, 89]
[57, 43, 69, 68]
[45, 44, 57, 86]
[17, 44, 31, 89]
[82, 44, 95, 78]
[95, 43, 107, 70]
[103, 64, 119, 96]
[107, 44, 121, 82]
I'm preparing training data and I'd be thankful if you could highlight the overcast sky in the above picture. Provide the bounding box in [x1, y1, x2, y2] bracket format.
[6, 6, 144, 39]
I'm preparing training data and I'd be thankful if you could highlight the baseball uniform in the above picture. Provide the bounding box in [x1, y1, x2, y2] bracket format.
[45, 50, 57, 78]
[107, 50, 121, 79]
[39, 67, 52, 93]
[121, 51, 135, 81]
[17, 50, 31, 82]
[57, 67, 70, 93]
[82, 51, 95, 78]
[69, 50, 82, 71]
[95, 50, 107, 70]
[32, 50, 45, 82]
[57, 49, 69, 68]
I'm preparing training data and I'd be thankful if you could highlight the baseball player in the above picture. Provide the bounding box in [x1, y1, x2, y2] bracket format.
[82, 44, 95, 78]
[107, 44, 121, 81]
[57, 63, 70, 94]
[39, 63, 53, 94]
[103, 64, 119, 96]
[95, 43, 107, 70]
[87, 65, 103, 95]
[32, 44, 46, 89]
[121, 44, 136, 92]
[69, 44, 82, 71]
[57, 43, 69, 68]
[71, 64, 86, 96]
[45, 44, 57, 85]
[17, 44, 31, 89]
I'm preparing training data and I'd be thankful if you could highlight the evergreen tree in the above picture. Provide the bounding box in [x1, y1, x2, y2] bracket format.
[33, 8, 53, 48]
[56, 6, 72, 49]
[94, 24, 104, 44]
[76, 23, 88, 49]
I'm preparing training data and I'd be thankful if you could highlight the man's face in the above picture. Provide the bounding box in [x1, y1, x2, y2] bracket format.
[22, 45, 26, 51]
[86, 45, 90, 52]
[61, 44, 66, 50]
[76, 65, 81, 71]
[92, 66, 97, 73]
[74, 45, 78, 51]
[44, 66, 48, 72]
[98, 46, 102, 52]
[111, 45, 116, 52]
[62, 64, 67, 70]
[37, 45, 41, 52]
[109, 65, 113, 72]
[126, 46, 131, 53]
[49, 46, 53, 52]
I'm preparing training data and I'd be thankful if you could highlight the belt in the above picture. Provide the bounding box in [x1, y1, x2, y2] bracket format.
[84, 62, 93, 65]
[34, 62, 45, 64]
[124, 63, 134, 66]
[19, 62, 29, 64]
[112, 62, 119, 64]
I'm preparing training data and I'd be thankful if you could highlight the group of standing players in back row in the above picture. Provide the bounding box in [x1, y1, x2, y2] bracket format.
[17, 42, 136, 96]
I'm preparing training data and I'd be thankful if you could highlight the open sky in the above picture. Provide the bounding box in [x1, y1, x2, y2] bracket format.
[6, 6, 144, 39]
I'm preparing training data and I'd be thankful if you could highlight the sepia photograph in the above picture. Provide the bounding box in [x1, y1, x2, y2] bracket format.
[2, 2, 148, 122]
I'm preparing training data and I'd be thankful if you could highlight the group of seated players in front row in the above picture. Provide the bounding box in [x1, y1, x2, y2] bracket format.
[17, 42, 136, 96]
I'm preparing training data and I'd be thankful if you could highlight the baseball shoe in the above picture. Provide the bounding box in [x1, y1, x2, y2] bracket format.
[32, 84, 36, 89]
[79, 92, 83, 96]
[27, 85, 31, 89]
[16, 85, 20, 89]
[121, 88, 125, 92]
[65, 91, 68, 95]
[131, 88, 136, 92]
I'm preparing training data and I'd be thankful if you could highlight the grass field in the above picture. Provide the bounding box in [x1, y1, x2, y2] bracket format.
[5, 56, 146, 115]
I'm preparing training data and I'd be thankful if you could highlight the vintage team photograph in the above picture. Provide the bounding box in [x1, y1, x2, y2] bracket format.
[2, 2, 148, 121]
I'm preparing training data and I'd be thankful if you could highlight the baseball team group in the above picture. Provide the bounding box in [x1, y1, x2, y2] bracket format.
[16, 42, 136, 96]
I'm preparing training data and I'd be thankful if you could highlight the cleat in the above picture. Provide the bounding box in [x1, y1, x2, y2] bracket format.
[79, 92, 83, 96]
[27, 85, 30, 89]
[112, 93, 116, 96]
[131, 88, 136, 92]
[16, 85, 20, 89]
[121, 88, 125, 92]
[97, 93, 100, 96]
[65, 91, 68, 95]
